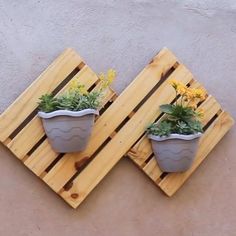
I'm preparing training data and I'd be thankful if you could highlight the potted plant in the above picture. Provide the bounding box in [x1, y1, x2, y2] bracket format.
[147, 80, 206, 172]
[38, 69, 116, 153]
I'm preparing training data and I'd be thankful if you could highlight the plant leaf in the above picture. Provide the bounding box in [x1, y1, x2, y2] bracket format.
[160, 104, 173, 114]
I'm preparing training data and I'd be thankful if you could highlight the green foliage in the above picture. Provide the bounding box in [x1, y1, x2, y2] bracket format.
[75, 91, 101, 110]
[38, 94, 59, 113]
[147, 80, 205, 137]
[38, 69, 116, 113]
[147, 121, 172, 137]
[147, 104, 203, 137]
[160, 104, 198, 122]
[147, 119, 203, 137]
[38, 90, 101, 113]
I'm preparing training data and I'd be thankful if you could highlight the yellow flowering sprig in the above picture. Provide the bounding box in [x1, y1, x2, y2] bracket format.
[39, 69, 116, 113]
[169, 79, 206, 110]
[69, 68, 116, 94]
[147, 79, 205, 136]
[98, 69, 116, 91]
[69, 80, 88, 95]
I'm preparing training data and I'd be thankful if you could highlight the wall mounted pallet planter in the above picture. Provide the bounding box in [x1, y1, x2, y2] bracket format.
[126, 48, 234, 197]
[0, 47, 234, 208]
[0, 49, 117, 208]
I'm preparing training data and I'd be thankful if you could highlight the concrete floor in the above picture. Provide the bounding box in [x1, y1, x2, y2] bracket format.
[0, 1, 236, 235]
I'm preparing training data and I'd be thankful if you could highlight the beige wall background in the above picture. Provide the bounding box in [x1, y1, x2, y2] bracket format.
[0, 1, 236, 235]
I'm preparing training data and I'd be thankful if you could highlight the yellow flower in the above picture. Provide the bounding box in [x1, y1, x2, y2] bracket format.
[192, 88, 206, 101]
[69, 80, 88, 95]
[185, 88, 195, 100]
[78, 85, 88, 95]
[107, 69, 116, 84]
[169, 79, 180, 90]
[177, 84, 187, 95]
[169, 79, 188, 95]
[188, 100, 197, 109]
[99, 69, 116, 90]
[69, 80, 79, 91]
[169, 79, 206, 111]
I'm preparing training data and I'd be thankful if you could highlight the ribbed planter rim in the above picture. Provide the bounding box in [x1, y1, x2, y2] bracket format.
[148, 132, 202, 142]
[38, 109, 99, 119]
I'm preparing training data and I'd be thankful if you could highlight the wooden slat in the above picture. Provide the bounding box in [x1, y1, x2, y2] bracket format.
[24, 87, 116, 176]
[6, 65, 99, 160]
[158, 111, 234, 196]
[143, 157, 162, 182]
[0, 48, 83, 142]
[42, 48, 179, 192]
[59, 66, 193, 208]
[24, 139, 58, 176]
[128, 136, 152, 167]
[199, 95, 221, 126]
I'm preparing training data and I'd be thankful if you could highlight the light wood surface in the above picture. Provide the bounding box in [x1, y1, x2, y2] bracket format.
[0, 47, 233, 208]
[42, 48, 178, 193]
[59, 61, 193, 208]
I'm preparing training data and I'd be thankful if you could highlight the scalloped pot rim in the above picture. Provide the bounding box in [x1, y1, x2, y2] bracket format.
[148, 132, 202, 142]
[38, 109, 99, 119]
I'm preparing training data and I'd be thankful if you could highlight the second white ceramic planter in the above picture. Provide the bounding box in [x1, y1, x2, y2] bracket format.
[38, 109, 99, 153]
[148, 133, 202, 172]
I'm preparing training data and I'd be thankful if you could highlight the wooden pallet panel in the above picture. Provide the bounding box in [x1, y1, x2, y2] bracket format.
[40, 49, 180, 204]
[1, 47, 181, 208]
[59, 61, 194, 208]
[127, 49, 234, 197]
[1, 47, 233, 209]
[0, 48, 117, 208]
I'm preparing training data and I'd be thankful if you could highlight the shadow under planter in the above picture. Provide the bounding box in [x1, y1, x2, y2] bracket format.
[38, 109, 99, 153]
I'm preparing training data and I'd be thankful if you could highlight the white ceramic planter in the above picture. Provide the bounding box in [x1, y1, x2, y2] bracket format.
[38, 109, 99, 153]
[148, 133, 202, 172]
